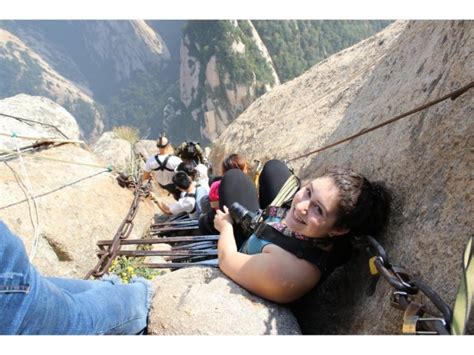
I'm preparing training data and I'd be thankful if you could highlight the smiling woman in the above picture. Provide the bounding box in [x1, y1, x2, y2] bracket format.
[212, 159, 391, 303]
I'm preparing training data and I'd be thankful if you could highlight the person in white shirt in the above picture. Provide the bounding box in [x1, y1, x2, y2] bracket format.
[142, 135, 182, 200]
[156, 171, 208, 219]
[176, 161, 210, 193]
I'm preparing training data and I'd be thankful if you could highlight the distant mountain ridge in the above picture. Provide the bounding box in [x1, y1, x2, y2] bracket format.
[0, 20, 391, 143]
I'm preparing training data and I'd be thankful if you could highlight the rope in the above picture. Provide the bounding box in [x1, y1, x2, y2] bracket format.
[287, 81, 474, 162]
[0, 131, 84, 144]
[0, 112, 70, 139]
[0, 148, 113, 171]
[11, 136, 42, 260]
[0, 169, 109, 211]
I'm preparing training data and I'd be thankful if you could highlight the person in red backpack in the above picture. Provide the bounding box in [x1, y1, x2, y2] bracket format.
[209, 154, 249, 211]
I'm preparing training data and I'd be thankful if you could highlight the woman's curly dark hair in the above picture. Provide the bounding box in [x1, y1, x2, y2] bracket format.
[327, 168, 391, 237]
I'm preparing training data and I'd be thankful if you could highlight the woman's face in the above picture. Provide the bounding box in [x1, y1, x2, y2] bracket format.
[285, 177, 344, 238]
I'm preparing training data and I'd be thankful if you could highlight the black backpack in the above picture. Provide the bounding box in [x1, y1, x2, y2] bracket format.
[152, 155, 174, 172]
[183, 142, 198, 159]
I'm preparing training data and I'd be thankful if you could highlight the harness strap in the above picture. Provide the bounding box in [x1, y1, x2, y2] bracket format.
[185, 185, 201, 214]
[153, 155, 174, 172]
[269, 174, 300, 207]
[451, 235, 474, 335]
[254, 223, 330, 273]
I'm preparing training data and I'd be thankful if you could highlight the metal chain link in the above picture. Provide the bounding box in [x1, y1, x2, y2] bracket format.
[84, 177, 148, 279]
[358, 235, 453, 334]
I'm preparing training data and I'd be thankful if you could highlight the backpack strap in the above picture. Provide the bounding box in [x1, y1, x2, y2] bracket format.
[184, 191, 197, 213]
[254, 223, 330, 273]
[152, 155, 174, 172]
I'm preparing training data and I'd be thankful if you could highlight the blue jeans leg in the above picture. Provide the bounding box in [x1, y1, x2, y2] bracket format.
[0, 220, 153, 335]
[17, 270, 152, 335]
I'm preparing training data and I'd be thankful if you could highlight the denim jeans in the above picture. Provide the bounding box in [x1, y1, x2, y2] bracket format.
[0, 221, 154, 335]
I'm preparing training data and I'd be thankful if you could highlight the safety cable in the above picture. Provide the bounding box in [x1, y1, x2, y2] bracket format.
[0, 131, 84, 144]
[0, 112, 70, 139]
[0, 141, 59, 162]
[287, 81, 473, 162]
[11, 135, 42, 260]
[4, 160, 42, 260]
[0, 147, 113, 171]
[0, 169, 109, 211]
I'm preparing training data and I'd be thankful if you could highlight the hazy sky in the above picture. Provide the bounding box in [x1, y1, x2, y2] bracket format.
[2, 0, 468, 20]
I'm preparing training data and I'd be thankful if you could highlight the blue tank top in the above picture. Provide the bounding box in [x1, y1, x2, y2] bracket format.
[239, 215, 281, 254]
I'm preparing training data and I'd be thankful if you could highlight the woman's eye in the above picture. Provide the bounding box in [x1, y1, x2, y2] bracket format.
[313, 205, 322, 215]
[305, 188, 311, 196]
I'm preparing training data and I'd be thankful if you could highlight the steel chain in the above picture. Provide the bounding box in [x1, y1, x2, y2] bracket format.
[84, 176, 149, 279]
[360, 235, 452, 334]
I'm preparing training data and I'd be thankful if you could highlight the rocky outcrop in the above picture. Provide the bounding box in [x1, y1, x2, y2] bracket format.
[0, 99, 159, 278]
[179, 35, 201, 108]
[82, 20, 170, 83]
[148, 267, 301, 335]
[244, 20, 281, 87]
[3, 20, 170, 89]
[92, 131, 134, 173]
[0, 94, 81, 148]
[179, 21, 280, 143]
[210, 20, 473, 334]
[0, 28, 104, 139]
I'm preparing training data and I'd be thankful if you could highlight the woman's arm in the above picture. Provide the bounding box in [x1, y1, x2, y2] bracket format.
[214, 207, 321, 303]
[155, 199, 172, 215]
[142, 171, 152, 181]
[168, 196, 195, 215]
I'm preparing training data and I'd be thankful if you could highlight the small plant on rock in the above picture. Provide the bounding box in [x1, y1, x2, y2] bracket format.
[109, 255, 161, 283]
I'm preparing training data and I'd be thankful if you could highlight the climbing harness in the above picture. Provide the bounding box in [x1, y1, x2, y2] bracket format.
[253, 159, 263, 190]
[152, 154, 174, 172]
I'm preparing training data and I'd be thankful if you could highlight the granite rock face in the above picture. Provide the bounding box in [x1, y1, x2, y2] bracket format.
[92, 131, 134, 173]
[0, 94, 81, 149]
[210, 20, 473, 334]
[0, 101, 158, 277]
[148, 267, 301, 335]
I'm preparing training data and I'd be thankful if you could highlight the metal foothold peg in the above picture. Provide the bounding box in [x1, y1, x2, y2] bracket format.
[403, 302, 424, 335]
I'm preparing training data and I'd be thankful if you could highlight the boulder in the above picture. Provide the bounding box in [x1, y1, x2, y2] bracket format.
[210, 20, 473, 334]
[134, 139, 158, 168]
[148, 267, 301, 335]
[0, 119, 158, 278]
[0, 94, 81, 151]
[92, 131, 133, 173]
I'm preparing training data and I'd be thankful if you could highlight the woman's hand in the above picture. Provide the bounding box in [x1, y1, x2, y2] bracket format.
[214, 205, 233, 232]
